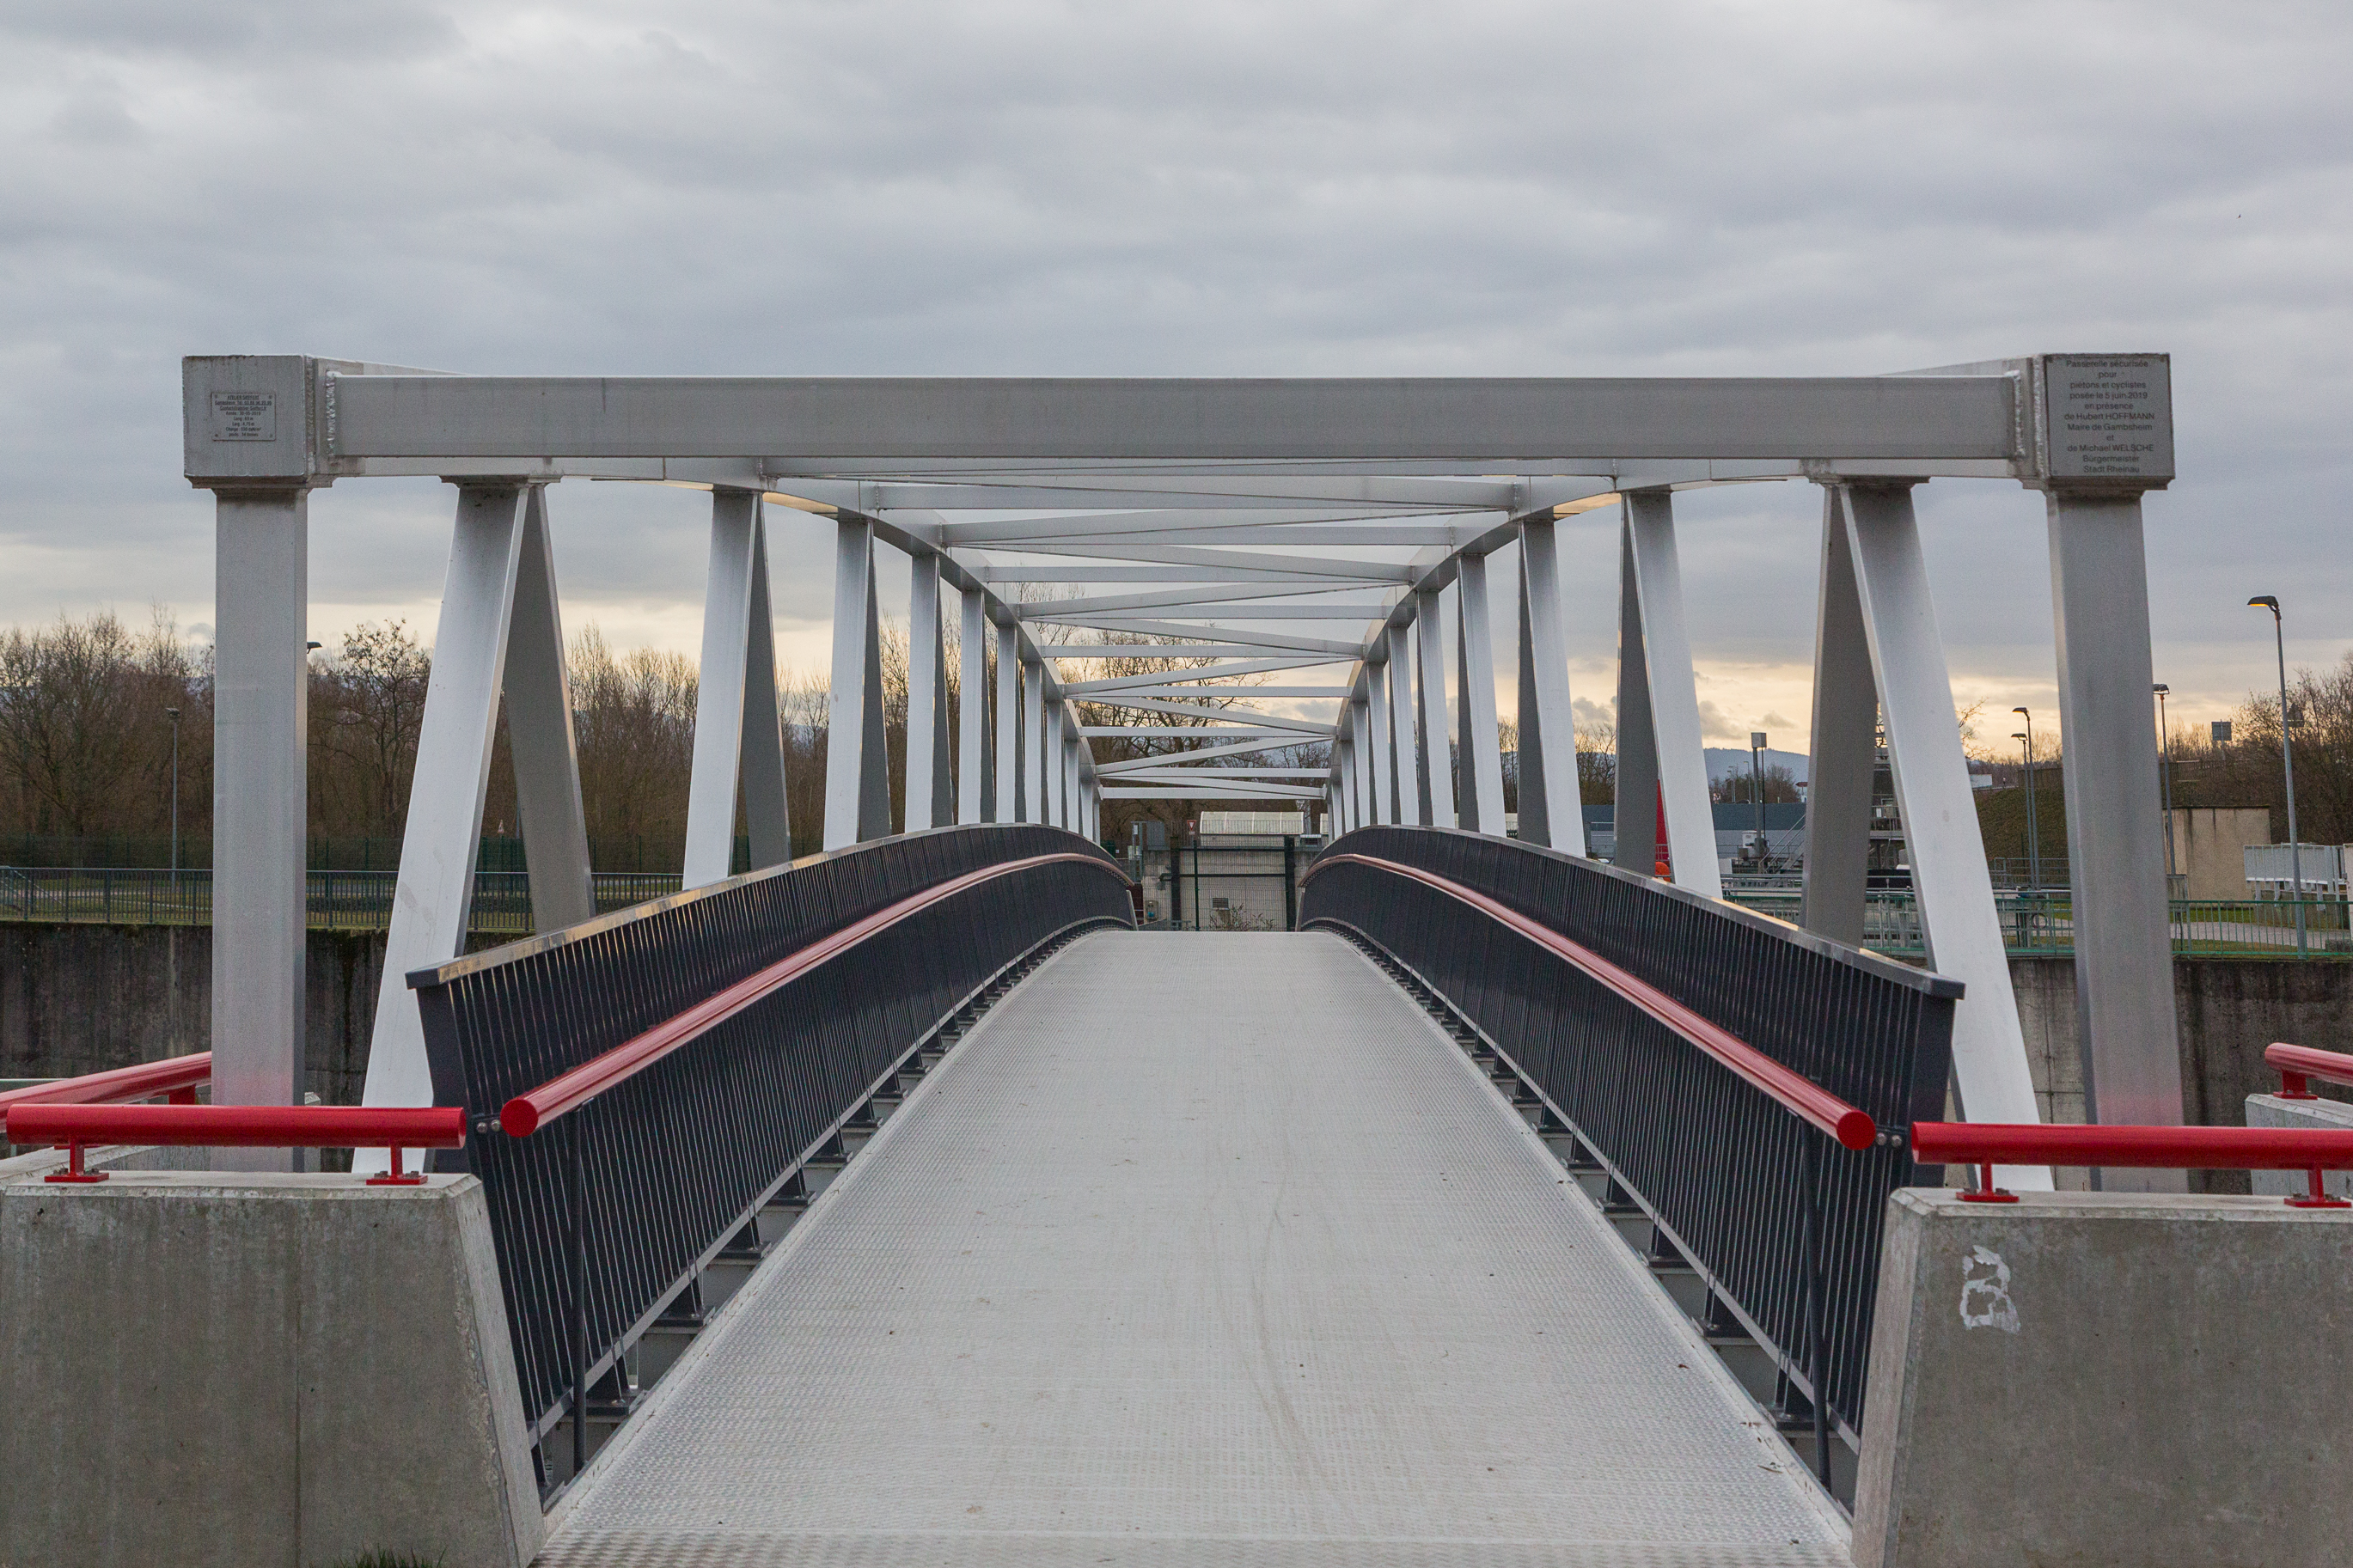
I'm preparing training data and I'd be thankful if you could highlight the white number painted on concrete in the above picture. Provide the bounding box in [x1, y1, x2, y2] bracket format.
[1959, 1245, 2020, 1333]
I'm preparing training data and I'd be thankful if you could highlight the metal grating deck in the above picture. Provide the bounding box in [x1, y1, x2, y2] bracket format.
[540, 930, 1851, 1566]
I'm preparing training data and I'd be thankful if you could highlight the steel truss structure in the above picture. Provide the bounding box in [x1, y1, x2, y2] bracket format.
[185, 353, 2180, 1183]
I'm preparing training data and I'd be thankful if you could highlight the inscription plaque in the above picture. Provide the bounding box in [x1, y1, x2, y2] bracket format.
[2042, 353, 2171, 484]
[210, 389, 278, 442]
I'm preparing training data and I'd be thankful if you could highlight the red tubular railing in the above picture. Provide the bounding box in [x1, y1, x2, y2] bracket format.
[1307, 852, 1878, 1150]
[2265, 1041, 2353, 1101]
[3, 1103, 465, 1186]
[1912, 1120, 2353, 1209]
[499, 851, 1129, 1138]
[0, 1050, 211, 1113]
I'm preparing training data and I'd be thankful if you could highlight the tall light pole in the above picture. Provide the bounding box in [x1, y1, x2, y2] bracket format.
[2153, 683, 2174, 888]
[1749, 730, 1768, 869]
[2012, 707, 2039, 894]
[2249, 595, 2305, 958]
[165, 706, 181, 895]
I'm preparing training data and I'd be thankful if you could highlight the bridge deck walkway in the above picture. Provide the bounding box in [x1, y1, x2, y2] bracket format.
[541, 930, 1849, 1566]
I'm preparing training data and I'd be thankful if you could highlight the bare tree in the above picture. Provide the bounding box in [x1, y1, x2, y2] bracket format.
[309, 620, 431, 839]
[0, 609, 199, 843]
[566, 625, 699, 866]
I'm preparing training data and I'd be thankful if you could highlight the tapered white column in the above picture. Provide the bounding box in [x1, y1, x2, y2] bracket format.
[995, 619, 1022, 822]
[504, 487, 594, 931]
[1351, 697, 1376, 827]
[824, 519, 892, 848]
[211, 485, 310, 1139]
[1612, 521, 1659, 876]
[1455, 557, 1507, 835]
[1338, 730, 1359, 833]
[1801, 488, 1877, 947]
[1022, 658, 1046, 824]
[2049, 488, 2186, 1159]
[905, 550, 953, 832]
[1044, 700, 1066, 827]
[1386, 623, 1420, 825]
[1365, 658, 1393, 826]
[1515, 519, 1585, 854]
[363, 483, 531, 1120]
[1841, 482, 2046, 1187]
[1413, 588, 1455, 827]
[1623, 491, 1719, 899]
[960, 585, 990, 823]
[688, 491, 789, 884]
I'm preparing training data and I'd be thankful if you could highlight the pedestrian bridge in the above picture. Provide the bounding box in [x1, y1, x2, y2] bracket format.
[543, 928, 1849, 1567]
[9, 357, 2349, 1568]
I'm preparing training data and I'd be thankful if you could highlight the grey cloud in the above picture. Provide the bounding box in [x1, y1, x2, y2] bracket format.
[0, 0, 2348, 725]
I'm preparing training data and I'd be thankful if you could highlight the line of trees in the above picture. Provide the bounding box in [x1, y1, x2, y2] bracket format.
[0, 609, 1330, 868]
[28, 605, 2321, 870]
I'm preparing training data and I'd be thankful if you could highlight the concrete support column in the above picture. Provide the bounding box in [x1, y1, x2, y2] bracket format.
[823, 518, 891, 849]
[1801, 487, 1878, 946]
[1455, 556, 1507, 835]
[210, 485, 311, 1133]
[362, 483, 530, 1122]
[1364, 658, 1393, 826]
[1623, 491, 1719, 899]
[687, 491, 789, 884]
[904, 551, 953, 832]
[1386, 623, 1420, 825]
[2049, 490, 2187, 1154]
[960, 585, 990, 823]
[994, 619, 1022, 823]
[1840, 482, 2047, 1186]
[1412, 588, 1455, 827]
[1515, 518, 1585, 854]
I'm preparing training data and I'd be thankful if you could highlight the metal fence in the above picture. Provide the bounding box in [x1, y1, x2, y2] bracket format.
[407, 824, 1134, 1463]
[1300, 825, 1956, 1451]
[0, 867, 681, 934]
[1717, 881, 2353, 958]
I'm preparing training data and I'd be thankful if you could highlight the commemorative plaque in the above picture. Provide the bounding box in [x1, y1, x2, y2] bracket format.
[2040, 353, 2172, 485]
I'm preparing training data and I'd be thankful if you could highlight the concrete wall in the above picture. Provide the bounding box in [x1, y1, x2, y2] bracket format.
[2167, 807, 2272, 900]
[2008, 954, 2353, 1190]
[0, 1171, 542, 1568]
[0, 924, 386, 1103]
[1854, 1188, 2353, 1568]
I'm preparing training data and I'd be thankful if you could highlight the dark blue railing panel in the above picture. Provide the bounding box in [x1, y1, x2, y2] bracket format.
[1299, 826, 1955, 1445]
[410, 824, 1133, 1436]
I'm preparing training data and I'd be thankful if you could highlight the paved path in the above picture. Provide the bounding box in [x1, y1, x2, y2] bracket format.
[542, 930, 1850, 1566]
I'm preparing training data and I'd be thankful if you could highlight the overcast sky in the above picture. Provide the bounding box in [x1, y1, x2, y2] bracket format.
[4, 0, 2349, 753]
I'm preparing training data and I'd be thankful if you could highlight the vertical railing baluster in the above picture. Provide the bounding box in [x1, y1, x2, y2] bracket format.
[570, 1109, 587, 1479]
[1801, 1130, 1830, 1488]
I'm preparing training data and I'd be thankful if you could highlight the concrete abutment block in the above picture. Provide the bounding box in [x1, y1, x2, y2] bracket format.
[1854, 1188, 2353, 1568]
[0, 1171, 541, 1568]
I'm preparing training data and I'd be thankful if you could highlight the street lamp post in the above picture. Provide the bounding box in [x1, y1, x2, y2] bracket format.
[2248, 596, 2306, 958]
[1749, 731, 1768, 869]
[2011, 707, 2040, 894]
[165, 706, 181, 895]
[2153, 683, 2174, 889]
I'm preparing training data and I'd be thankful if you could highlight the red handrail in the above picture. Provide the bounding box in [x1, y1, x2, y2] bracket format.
[500, 851, 1130, 1138]
[1305, 851, 1877, 1150]
[0, 1051, 211, 1113]
[3, 1103, 464, 1187]
[1912, 1120, 2353, 1209]
[2264, 1042, 2353, 1101]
